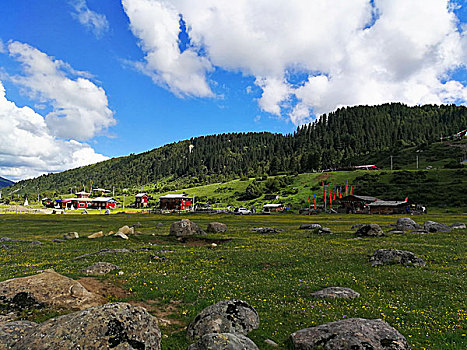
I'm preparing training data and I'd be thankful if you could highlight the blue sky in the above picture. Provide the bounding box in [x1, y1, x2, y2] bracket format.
[0, 0, 466, 180]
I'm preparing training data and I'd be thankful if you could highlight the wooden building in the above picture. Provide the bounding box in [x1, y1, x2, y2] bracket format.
[338, 195, 378, 214]
[75, 191, 90, 198]
[262, 203, 284, 213]
[55, 197, 117, 210]
[135, 193, 149, 208]
[159, 194, 192, 210]
[368, 201, 408, 215]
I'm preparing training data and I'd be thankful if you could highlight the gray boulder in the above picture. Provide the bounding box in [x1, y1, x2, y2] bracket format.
[12, 303, 161, 350]
[395, 217, 420, 231]
[299, 224, 322, 230]
[450, 222, 466, 230]
[207, 222, 228, 233]
[0, 321, 38, 349]
[81, 262, 120, 275]
[355, 223, 384, 237]
[311, 287, 360, 299]
[170, 219, 206, 237]
[187, 299, 259, 341]
[63, 232, 79, 240]
[370, 249, 426, 267]
[186, 333, 259, 350]
[289, 318, 409, 350]
[423, 221, 451, 233]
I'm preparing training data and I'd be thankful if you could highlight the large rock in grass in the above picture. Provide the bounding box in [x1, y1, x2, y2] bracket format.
[0, 321, 38, 349]
[289, 318, 409, 350]
[12, 303, 161, 350]
[186, 333, 259, 350]
[170, 219, 206, 237]
[311, 287, 360, 299]
[423, 221, 451, 233]
[187, 299, 259, 341]
[395, 217, 420, 231]
[355, 223, 384, 237]
[0, 270, 103, 310]
[370, 249, 426, 267]
[207, 222, 228, 233]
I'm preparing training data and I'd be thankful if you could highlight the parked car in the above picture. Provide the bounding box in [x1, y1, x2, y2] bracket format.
[234, 207, 251, 215]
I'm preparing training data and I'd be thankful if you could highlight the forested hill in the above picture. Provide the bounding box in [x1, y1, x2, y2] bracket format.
[8, 103, 467, 194]
[0, 177, 14, 188]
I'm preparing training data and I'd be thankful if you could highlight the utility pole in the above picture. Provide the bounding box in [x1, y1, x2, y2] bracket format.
[122, 194, 125, 210]
[416, 155, 419, 169]
[390, 155, 393, 171]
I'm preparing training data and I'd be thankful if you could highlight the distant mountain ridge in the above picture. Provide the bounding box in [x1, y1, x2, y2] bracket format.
[0, 177, 14, 188]
[6, 103, 467, 195]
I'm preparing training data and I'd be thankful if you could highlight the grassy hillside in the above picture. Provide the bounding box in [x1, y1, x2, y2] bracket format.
[5, 103, 466, 196]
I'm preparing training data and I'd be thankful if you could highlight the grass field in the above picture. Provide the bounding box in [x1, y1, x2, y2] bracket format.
[0, 213, 465, 349]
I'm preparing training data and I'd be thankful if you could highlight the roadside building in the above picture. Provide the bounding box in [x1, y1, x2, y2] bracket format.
[338, 195, 379, 214]
[92, 197, 117, 209]
[41, 198, 54, 208]
[368, 200, 409, 215]
[159, 194, 192, 210]
[75, 191, 90, 198]
[262, 203, 285, 213]
[135, 193, 149, 208]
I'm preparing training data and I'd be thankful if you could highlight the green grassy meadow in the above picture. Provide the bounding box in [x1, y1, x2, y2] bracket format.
[0, 213, 466, 349]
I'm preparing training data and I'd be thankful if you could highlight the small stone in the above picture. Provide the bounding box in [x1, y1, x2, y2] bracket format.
[317, 227, 332, 234]
[206, 222, 228, 233]
[450, 222, 466, 230]
[87, 231, 104, 239]
[311, 287, 360, 299]
[118, 271, 124, 276]
[249, 227, 278, 234]
[107, 230, 114, 236]
[52, 239, 65, 243]
[355, 223, 384, 237]
[264, 339, 279, 347]
[29, 241, 42, 245]
[63, 232, 79, 240]
[299, 223, 322, 230]
[81, 262, 120, 275]
[114, 232, 129, 240]
[211, 243, 218, 247]
[0, 244, 11, 249]
[387, 230, 405, 235]
[118, 225, 134, 235]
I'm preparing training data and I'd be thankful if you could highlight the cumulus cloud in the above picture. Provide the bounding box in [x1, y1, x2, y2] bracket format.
[122, 0, 213, 97]
[0, 82, 108, 181]
[70, 0, 109, 38]
[122, 0, 467, 124]
[8, 41, 115, 140]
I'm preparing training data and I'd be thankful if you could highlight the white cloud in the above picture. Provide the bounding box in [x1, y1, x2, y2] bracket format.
[70, 0, 109, 38]
[122, 0, 467, 124]
[122, 0, 213, 97]
[8, 41, 115, 140]
[0, 82, 108, 181]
